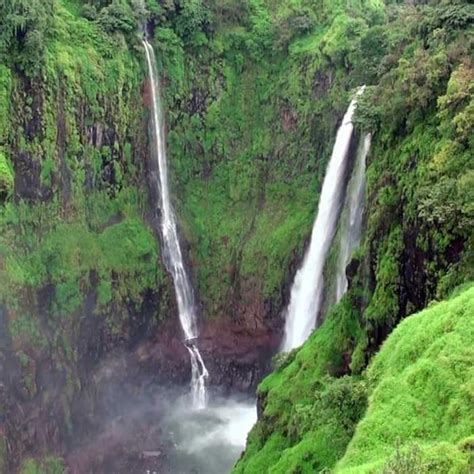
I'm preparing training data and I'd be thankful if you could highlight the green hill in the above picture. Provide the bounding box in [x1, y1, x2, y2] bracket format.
[234, 286, 474, 473]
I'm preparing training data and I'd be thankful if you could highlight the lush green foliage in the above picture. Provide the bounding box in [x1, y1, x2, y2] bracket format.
[20, 457, 65, 474]
[234, 1, 473, 471]
[235, 286, 474, 473]
[1, 194, 162, 321]
[0, 0, 166, 325]
[0, 0, 472, 471]
[337, 285, 474, 473]
[0, 151, 14, 198]
[234, 295, 367, 473]
[154, 0, 386, 315]
[0, 2, 168, 469]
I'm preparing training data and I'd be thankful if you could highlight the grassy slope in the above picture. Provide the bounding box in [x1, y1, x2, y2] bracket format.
[336, 285, 474, 473]
[233, 297, 368, 473]
[234, 286, 474, 474]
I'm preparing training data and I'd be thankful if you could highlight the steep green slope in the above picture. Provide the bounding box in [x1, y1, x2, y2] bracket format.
[235, 286, 473, 473]
[336, 285, 473, 473]
[233, 297, 369, 473]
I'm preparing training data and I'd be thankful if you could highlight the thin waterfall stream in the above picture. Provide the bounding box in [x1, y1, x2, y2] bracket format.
[282, 87, 365, 352]
[143, 38, 208, 409]
[142, 39, 256, 474]
[335, 133, 371, 302]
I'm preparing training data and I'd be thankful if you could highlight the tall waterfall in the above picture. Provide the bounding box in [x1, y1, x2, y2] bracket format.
[282, 87, 365, 352]
[335, 134, 371, 302]
[143, 39, 208, 408]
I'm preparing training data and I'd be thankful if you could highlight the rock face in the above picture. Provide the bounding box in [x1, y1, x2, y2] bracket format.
[144, 317, 281, 394]
[201, 318, 280, 392]
[3, 1, 471, 473]
[0, 13, 297, 472]
[132, 276, 289, 394]
[0, 284, 284, 472]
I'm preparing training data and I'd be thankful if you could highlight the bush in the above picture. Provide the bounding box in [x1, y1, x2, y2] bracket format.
[0, 151, 14, 199]
[96, 0, 136, 34]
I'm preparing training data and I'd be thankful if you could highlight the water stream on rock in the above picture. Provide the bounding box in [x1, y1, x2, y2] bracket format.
[143, 38, 208, 409]
[282, 87, 365, 351]
[335, 133, 371, 302]
[144, 38, 368, 471]
[142, 40, 256, 474]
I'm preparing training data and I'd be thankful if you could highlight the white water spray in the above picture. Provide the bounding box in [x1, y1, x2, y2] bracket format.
[282, 87, 365, 352]
[143, 38, 208, 408]
[335, 134, 371, 302]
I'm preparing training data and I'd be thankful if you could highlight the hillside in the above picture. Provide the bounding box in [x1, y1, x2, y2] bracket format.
[234, 286, 474, 473]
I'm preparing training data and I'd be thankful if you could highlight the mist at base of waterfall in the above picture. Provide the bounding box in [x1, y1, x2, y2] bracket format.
[161, 397, 257, 474]
[67, 374, 256, 474]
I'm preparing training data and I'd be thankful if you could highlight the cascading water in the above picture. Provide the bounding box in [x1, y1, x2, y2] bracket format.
[335, 134, 371, 302]
[282, 87, 365, 352]
[143, 38, 208, 409]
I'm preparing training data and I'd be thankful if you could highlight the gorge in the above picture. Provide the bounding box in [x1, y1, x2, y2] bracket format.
[0, 1, 472, 473]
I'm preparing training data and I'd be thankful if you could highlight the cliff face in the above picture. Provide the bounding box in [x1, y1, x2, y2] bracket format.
[149, 0, 386, 392]
[0, 0, 324, 469]
[0, 2, 173, 471]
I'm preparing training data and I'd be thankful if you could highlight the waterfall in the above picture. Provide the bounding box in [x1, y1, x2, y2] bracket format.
[282, 87, 365, 352]
[143, 39, 209, 409]
[335, 134, 371, 302]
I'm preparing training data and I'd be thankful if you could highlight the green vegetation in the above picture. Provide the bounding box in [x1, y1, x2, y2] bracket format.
[0, 0, 167, 332]
[155, 0, 387, 315]
[234, 295, 368, 473]
[0, 0, 472, 471]
[336, 286, 474, 473]
[0, 151, 14, 198]
[1, 196, 162, 319]
[0, 2, 170, 469]
[20, 457, 65, 474]
[234, 1, 473, 472]
[235, 286, 474, 473]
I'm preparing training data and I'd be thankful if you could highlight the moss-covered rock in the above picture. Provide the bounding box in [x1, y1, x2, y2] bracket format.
[0, 151, 13, 198]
